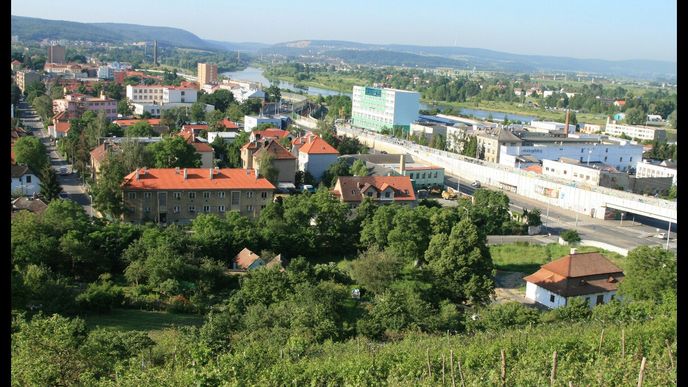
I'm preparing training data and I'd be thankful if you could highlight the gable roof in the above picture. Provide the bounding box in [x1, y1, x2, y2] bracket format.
[253, 128, 290, 139]
[121, 168, 276, 190]
[333, 176, 416, 202]
[55, 120, 71, 133]
[11, 165, 35, 178]
[221, 118, 239, 130]
[234, 248, 262, 270]
[253, 140, 297, 160]
[540, 252, 622, 278]
[12, 197, 48, 214]
[299, 136, 340, 155]
[90, 143, 108, 163]
[192, 142, 214, 153]
[113, 118, 161, 127]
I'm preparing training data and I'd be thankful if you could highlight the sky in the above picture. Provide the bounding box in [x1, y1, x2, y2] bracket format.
[12, 0, 677, 62]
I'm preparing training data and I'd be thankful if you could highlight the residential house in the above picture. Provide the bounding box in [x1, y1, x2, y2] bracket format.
[113, 118, 170, 135]
[11, 60, 22, 72]
[250, 128, 293, 143]
[331, 176, 416, 207]
[291, 132, 318, 157]
[12, 196, 48, 218]
[244, 115, 284, 131]
[233, 248, 266, 271]
[121, 168, 276, 224]
[15, 70, 41, 93]
[524, 251, 624, 309]
[11, 165, 41, 197]
[90, 137, 163, 180]
[251, 140, 297, 184]
[297, 136, 340, 182]
[207, 131, 239, 144]
[476, 128, 522, 163]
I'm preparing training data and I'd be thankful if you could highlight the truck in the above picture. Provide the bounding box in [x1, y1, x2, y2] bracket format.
[441, 186, 458, 200]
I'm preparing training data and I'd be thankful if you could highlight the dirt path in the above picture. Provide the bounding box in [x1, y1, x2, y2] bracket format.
[493, 270, 535, 305]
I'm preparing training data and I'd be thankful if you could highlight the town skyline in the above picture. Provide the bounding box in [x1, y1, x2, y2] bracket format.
[11, 0, 678, 62]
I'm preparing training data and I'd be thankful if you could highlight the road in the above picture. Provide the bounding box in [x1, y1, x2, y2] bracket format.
[443, 173, 676, 253]
[16, 101, 93, 217]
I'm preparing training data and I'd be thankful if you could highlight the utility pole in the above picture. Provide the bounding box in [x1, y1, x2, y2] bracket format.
[666, 221, 672, 250]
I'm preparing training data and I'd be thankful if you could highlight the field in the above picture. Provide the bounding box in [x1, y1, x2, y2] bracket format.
[489, 242, 626, 274]
[82, 308, 205, 340]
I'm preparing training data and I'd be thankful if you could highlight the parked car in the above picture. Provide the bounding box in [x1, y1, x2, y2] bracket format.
[302, 184, 316, 194]
[471, 180, 481, 188]
[59, 167, 68, 175]
[58, 192, 70, 200]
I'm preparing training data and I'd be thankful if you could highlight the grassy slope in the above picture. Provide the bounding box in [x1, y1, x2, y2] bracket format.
[82, 309, 204, 340]
[490, 242, 626, 274]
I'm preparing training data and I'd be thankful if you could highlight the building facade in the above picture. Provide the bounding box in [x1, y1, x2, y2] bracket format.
[47, 44, 66, 64]
[331, 176, 417, 207]
[15, 71, 41, 93]
[121, 168, 275, 224]
[11, 165, 41, 197]
[605, 123, 666, 141]
[52, 93, 118, 120]
[635, 159, 677, 185]
[351, 86, 420, 133]
[197, 63, 218, 87]
[297, 136, 340, 182]
[500, 142, 642, 172]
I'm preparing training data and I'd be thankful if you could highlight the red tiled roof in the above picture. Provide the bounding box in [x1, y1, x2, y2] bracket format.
[524, 165, 542, 174]
[192, 142, 214, 153]
[114, 119, 161, 127]
[55, 121, 71, 133]
[121, 168, 276, 190]
[292, 133, 317, 146]
[253, 140, 296, 160]
[404, 165, 442, 171]
[182, 124, 209, 131]
[299, 136, 339, 155]
[333, 176, 416, 202]
[254, 129, 289, 139]
[234, 248, 262, 270]
[221, 118, 239, 130]
[90, 143, 108, 162]
[11, 60, 21, 64]
[539, 252, 623, 278]
[11, 145, 16, 165]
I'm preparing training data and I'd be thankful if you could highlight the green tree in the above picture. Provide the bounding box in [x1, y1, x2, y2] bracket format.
[117, 98, 133, 116]
[124, 121, 155, 137]
[39, 165, 62, 202]
[350, 159, 368, 176]
[461, 136, 478, 158]
[624, 107, 646, 125]
[147, 136, 201, 168]
[424, 218, 495, 305]
[256, 152, 279, 184]
[320, 158, 351, 186]
[32, 95, 53, 124]
[14, 136, 49, 172]
[190, 102, 208, 122]
[91, 155, 127, 219]
[619, 246, 676, 302]
[350, 247, 405, 294]
[560, 229, 581, 244]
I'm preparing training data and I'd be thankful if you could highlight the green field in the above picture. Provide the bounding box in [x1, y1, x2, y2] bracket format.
[490, 242, 626, 274]
[83, 309, 204, 340]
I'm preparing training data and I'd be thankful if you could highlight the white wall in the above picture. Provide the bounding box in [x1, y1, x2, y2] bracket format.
[391, 90, 421, 127]
[299, 153, 338, 182]
[501, 143, 642, 171]
[11, 174, 41, 196]
[526, 282, 567, 308]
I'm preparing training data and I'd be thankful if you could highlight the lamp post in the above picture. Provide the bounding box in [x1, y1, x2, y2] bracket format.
[666, 221, 672, 250]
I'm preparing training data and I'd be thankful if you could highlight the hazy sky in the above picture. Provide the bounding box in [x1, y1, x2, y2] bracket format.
[12, 0, 677, 62]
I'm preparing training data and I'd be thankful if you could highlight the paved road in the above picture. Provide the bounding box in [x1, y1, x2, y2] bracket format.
[443, 172, 676, 253]
[17, 101, 93, 216]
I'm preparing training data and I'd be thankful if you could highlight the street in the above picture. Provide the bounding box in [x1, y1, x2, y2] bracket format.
[16, 101, 93, 216]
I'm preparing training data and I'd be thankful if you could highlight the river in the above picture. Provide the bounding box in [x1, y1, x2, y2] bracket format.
[223, 67, 537, 122]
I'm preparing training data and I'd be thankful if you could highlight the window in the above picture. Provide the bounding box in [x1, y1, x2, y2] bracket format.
[203, 205, 211, 213]
[610, 294, 615, 301]
[144, 207, 150, 213]
[604, 156, 608, 162]
[231, 191, 240, 205]
[563, 170, 567, 175]
[619, 157, 623, 162]
[261, 205, 266, 209]
[246, 191, 254, 198]
[580, 157, 583, 162]
[188, 206, 195, 213]
[384, 191, 390, 198]
[421, 173, 426, 179]
[189, 192, 196, 199]
[261, 191, 268, 199]
[174, 192, 181, 200]
[596, 295, 604, 305]
[219, 205, 225, 212]
[246, 205, 253, 212]
[549, 294, 555, 303]
[409, 173, 414, 179]
[203, 191, 210, 199]
[173, 206, 180, 213]
[367, 191, 373, 197]
[605, 148, 608, 153]
[128, 192, 136, 199]
[218, 192, 225, 198]
[434, 172, 438, 178]
[585, 297, 590, 305]
[26, 175, 31, 183]
[144, 192, 152, 199]
[581, 148, 584, 153]
[629, 157, 633, 162]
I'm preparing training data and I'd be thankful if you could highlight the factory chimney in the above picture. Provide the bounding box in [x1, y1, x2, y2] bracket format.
[564, 109, 570, 136]
[398, 154, 406, 174]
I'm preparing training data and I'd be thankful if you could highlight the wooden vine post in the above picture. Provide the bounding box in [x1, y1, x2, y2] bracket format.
[500, 349, 506, 387]
[427, 348, 432, 379]
[637, 357, 647, 387]
[621, 328, 625, 358]
[550, 351, 558, 387]
[450, 350, 456, 387]
[442, 354, 446, 385]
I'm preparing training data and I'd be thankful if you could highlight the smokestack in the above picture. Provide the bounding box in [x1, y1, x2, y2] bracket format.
[183, 168, 187, 180]
[399, 154, 405, 174]
[564, 109, 570, 136]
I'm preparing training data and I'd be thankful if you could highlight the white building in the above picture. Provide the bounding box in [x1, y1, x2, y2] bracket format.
[297, 136, 340, 182]
[126, 85, 165, 104]
[529, 121, 573, 133]
[635, 159, 677, 185]
[244, 116, 283, 132]
[499, 141, 642, 172]
[131, 102, 214, 117]
[97, 66, 113, 80]
[524, 251, 623, 309]
[11, 165, 41, 197]
[580, 123, 602, 134]
[207, 131, 239, 144]
[605, 123, 666, 141]
[541, 159, 620, 186]
[351, 86, 420, 132]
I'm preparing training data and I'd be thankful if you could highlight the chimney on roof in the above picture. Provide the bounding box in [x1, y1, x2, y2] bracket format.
[135, 169, 140, 181]
[570, 248, 577, 255]
[183, 168, 187, 180]
[209, 168, 213, 179]
[175, 167, 180, 174]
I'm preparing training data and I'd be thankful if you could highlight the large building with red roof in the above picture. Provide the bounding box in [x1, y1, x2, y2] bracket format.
[331, 176, 416, 207]
[121, 168, 276, 224]
[297, 136, 340, 182]
[523, 250, 624, 309]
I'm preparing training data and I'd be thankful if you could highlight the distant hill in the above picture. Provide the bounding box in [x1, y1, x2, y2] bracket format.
[260, 40, 676, 80]
[11, 15, 214, 49]
[203, 39, 271, 53]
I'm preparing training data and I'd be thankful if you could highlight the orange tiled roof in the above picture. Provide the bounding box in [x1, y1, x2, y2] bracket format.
[333, 176, 416, 202]
[114, 119, 161, 127]
[234, 248, 262, 270]
[192, 142, 214, 153]
[539, 252, 623, 278]
[121, 168, 276, 190]
[221, 118, 239, 130]
[524, 165, 542, 174]
[90, 143, 108, 162]
[55, 121, 71, 133]
[254, 129, 289, 139]
[299, 136, 339, 155]
[182, 124, 209, 131]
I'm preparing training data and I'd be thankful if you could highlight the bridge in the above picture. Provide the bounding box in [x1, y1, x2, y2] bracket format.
[337, 125, 677, 225]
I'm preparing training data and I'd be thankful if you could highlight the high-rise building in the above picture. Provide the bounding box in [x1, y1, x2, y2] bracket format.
[197, 63, 218, 87]
[47, 44, 66, 64]
[351, 86, 420, 133]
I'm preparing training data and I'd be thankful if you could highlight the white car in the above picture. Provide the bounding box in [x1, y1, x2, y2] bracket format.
[471, 180, 481, 188]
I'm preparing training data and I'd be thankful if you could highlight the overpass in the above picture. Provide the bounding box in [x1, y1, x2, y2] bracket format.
[337, 125, 677, 224]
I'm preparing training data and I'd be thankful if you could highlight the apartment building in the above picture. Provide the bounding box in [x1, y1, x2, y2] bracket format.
[121, 168, 276, 224]
[635, 159, 677, 185]
[47, 44, 66, 64]
[351, 86, 420, 133]
[52, 93, 118, 120]
[604, 123, 666, 141]
[197, 63, 218, 87]
[15, 71, 41, 93]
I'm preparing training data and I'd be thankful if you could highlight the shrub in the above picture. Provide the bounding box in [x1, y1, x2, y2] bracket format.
[76, 279, 124, 313]
[467, 302, 540, 333]
[542, 297, 590, 322]
[560, 229, 581, 243]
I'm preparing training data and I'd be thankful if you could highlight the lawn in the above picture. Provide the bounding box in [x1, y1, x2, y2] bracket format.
[82, 308, 205, 340]
[490, 242, 626, 274]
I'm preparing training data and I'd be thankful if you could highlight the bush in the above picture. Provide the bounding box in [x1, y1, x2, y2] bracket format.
[166, 295, 196, 314]
[542, 297, 590, 322]
[560, 229, 581, 243]
[76, 279, 124, 313]
[467, 302, 540, 333]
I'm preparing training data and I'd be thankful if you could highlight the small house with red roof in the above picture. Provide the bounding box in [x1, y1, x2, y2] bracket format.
[331, 176, 416, 207]
[297, 136, 340, 182]
[250, 128, 293, 143]
[523, 250, 624, 309]
[233, 248, 266, 271]
[251, 139, 297, 184]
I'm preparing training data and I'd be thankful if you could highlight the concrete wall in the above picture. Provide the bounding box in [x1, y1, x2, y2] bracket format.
[526, 282, 567, 309]
[338, 126, 677, 223]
